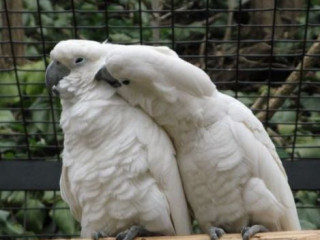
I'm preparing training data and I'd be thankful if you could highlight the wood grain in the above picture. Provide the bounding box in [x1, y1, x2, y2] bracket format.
[51, 230, 320, 240]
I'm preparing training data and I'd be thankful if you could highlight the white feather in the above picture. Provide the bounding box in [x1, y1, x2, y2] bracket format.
[102, 43, 301, 234]
[50, 40, 191, 237]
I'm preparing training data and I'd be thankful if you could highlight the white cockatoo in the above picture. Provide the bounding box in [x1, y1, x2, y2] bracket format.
[96, 43, 301, 240]
[45, 40, 191, 239]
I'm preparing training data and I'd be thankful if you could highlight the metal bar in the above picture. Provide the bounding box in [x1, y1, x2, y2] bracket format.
[70, 0, 78, 38]
[235, 0, 242, 99]
[138, 0, 143, 44]
[36, 0, 61, 162]
[265, 0, 278, 129]
[104, 1, 109, 38]
[0, 160, 319, 191]
[3, 0, 31, 160]
[171, 0, 175, 49]
[204, 0, 209, 72]
[291, 0, 311, 160]
[283, 160, 320, 190]
[0, 161, 62, 190]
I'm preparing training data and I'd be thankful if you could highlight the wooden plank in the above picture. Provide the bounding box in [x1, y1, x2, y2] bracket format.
[52, 230, 320, 240]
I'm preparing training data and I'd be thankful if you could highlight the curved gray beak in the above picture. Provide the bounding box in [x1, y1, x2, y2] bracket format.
[45, 60, 70, 95]
[95, 66, 122, 88]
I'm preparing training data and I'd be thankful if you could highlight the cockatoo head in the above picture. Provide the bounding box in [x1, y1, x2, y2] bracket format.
[45, 39, 108, 99]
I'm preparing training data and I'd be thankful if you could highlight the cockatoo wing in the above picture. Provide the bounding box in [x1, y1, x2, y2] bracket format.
[131, 113, 192, 235]
[224, 93, 300, 230]
[146, 45, 179, 57]
[60, 164, 82, 222]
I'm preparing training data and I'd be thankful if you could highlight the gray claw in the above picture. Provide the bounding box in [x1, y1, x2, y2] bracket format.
[241, 225, 269, 240]
[92, 231, 107, 240]
[116, 230, 128, 240]
[116, 225, 161, 240]
[208, 226, 225, 240]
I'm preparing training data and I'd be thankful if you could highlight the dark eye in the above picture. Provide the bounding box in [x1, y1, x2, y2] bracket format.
[75, 57, 85, 64]
[122, 80, 130, 85]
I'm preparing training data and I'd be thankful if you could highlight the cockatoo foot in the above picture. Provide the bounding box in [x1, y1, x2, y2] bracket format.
[92, 231, 108, 240]
[208, 226, 225, 240]
[241, 225, 269, 240]
[116, 225, 162, 240]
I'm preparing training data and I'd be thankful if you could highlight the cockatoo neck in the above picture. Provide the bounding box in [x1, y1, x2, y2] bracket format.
[60, 80, 117, 109]
[59, 80, 121, 136]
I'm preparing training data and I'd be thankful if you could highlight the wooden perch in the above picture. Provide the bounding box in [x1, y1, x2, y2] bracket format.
[53, 230, 320, 240]
[253, 34, 320, 122]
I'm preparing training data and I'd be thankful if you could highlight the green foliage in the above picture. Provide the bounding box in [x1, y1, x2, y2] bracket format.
[0, 210, 24, 236]
[296, 191, 320, 229]
[0, 191, 80, 237]
[0, 59, 61, 161]
[50, 200, 79, 234]
[16, 199, 46, 232]
[0, 73, 20, 107]
[0, 0, 318, 237]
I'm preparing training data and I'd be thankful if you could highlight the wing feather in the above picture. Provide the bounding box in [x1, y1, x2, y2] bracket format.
[224, 93, 300, 230]
[134, 114, 192, 235]
[60, 165, 82, 222]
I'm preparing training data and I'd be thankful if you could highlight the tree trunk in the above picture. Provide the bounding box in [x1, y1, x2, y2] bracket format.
[0, 0, 25, 70]
[248, 0, 304, 40]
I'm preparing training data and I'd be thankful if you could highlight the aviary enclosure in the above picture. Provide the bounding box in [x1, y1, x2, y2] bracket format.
[0, 0, 319, 239]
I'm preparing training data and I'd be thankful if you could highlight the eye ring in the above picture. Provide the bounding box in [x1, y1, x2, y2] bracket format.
[75, 57, 85, 64]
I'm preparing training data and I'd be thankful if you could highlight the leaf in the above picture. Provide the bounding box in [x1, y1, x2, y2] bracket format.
[16, 198, 46, 232]
[110, 33, 136, 43]
[0, 73, 20, 107]
[7, 191, 25, 206]
[296, 191, 318, 205]
[302, 111, 320, 132]
[81, 3, 97, 10]
[0, 210, 10, 223]
[237, 92, 255, 107]
[0, 210, 24, 235]
[39, 0, 53, 11]
[42, 191, 61, 204]
[19, 61, 46, 96]
[297, 204, 320, 228]
[49, 200, 78, 234]
[276, 147, 289, 159]
[4, 221, 24, 235]
[0, 110, 15, 127]
[299, 219, 317, 230]
[220, 90, 235, 97]
[300, 93, 320, 111]
[29, 96, 60, 135]
[277, 124, 295, 135]
[0, 191, 11, 202]
[2, 152, 16, 159]
[296, 191, 320, 229]
[0, 140, 16, 153]
[295, 138, 320, 158]
[175, 21, 205, 41]
[270, 110, 296, 124]
[192, 220, 201, 234]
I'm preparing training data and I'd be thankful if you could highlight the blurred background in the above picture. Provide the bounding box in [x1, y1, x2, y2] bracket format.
[0, 0, 319, 239]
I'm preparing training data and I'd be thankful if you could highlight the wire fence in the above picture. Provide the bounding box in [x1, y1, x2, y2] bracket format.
[0, 0, 320, 239]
